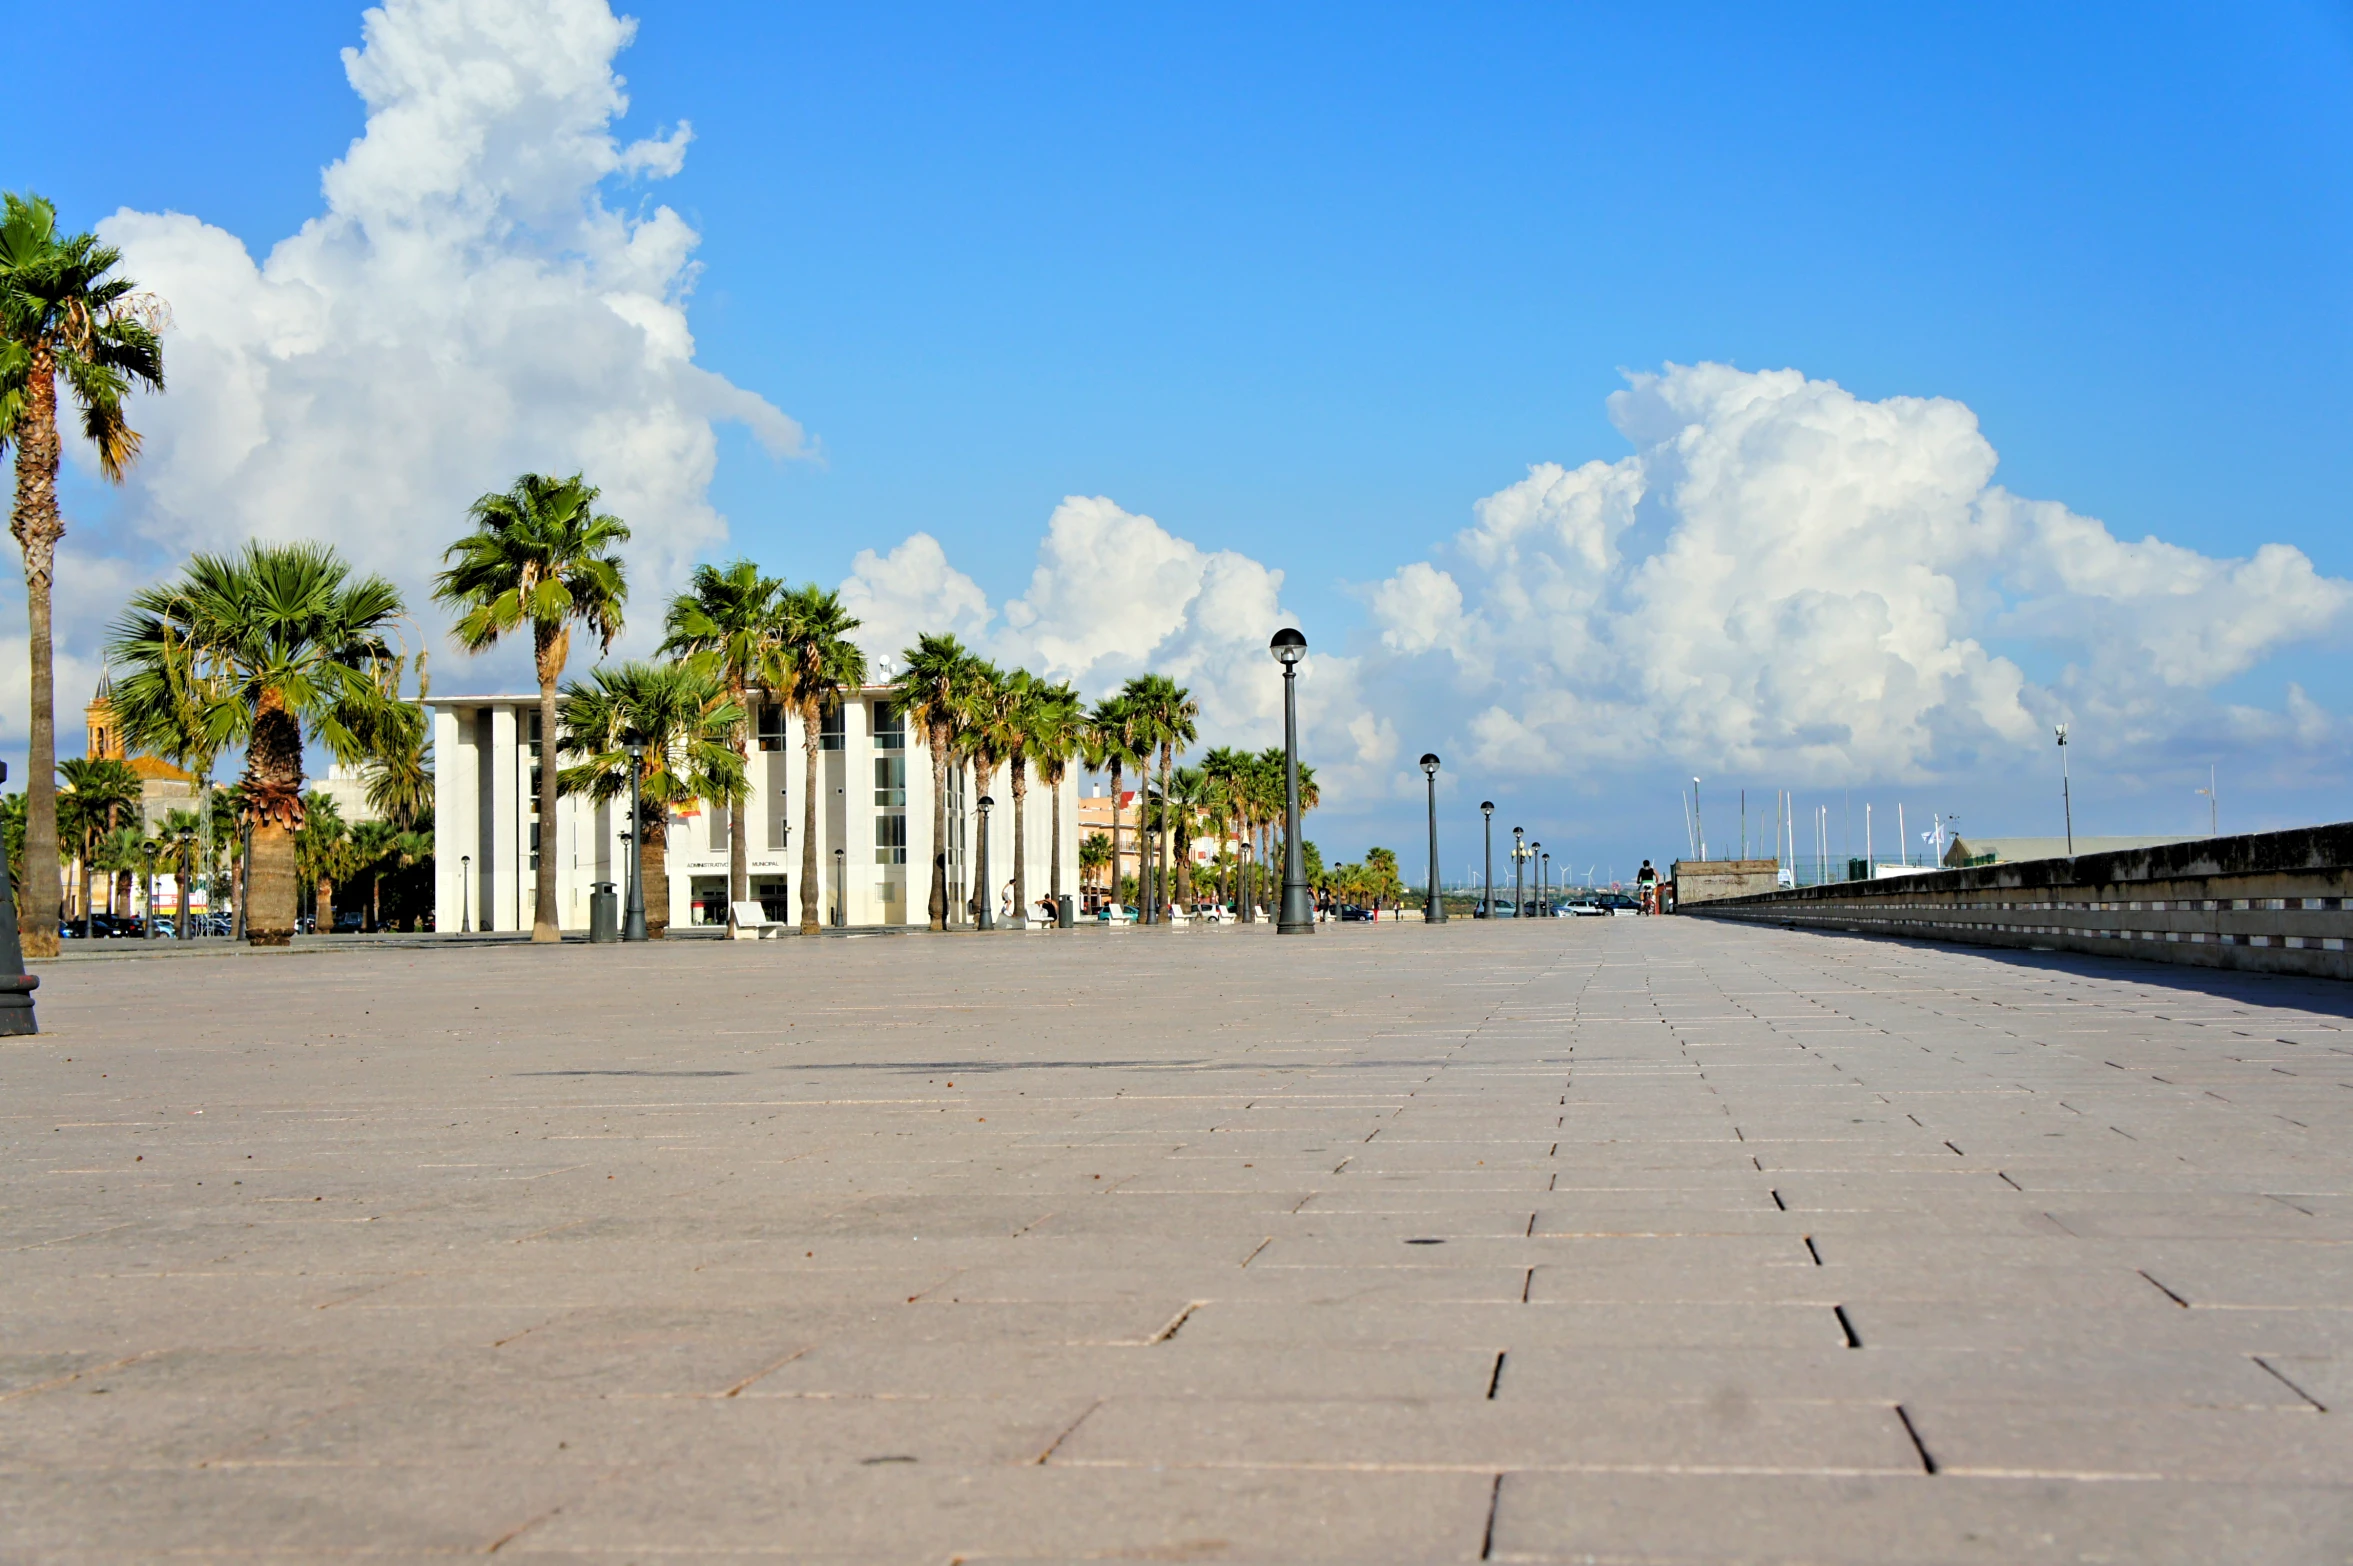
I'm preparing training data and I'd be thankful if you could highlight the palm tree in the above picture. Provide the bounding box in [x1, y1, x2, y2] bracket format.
[660, 560, 786, 929]
[57, 757, 140, 931]
[109, 542, 405, 945]
[0, 193, 166, 957]
[952, 660, 1007, 923]
[153, 806, 204, 933]
[776, 586, 867, 933]
[1087, 696, 1142, 915]
[1027, 681, 1086, 919]
[435, 472, 629, 943]
[1122, 675, 1198, 923]
[295, 790, 348, 931]
[359, 653, 433, 832]
[1161, 764, 1209, 907]
[1200, 746, 1249, 912]
[349, 820, 403, 931]
[557, 660, 744, 940]
[973, 668, 1044, 926]
[894, 634, 976, 931]
[93, 824, 144, 921]
[1079, 831, 1112, 901]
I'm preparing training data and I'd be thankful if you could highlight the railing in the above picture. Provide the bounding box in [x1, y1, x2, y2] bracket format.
[1685, 822, 2353, 981]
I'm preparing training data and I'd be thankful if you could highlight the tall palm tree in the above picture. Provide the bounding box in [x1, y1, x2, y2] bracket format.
[974, 668, 1043, 925]
[109, 542, 405, 945]
[435, 472, 629, 943]
[152, 806, 205, 933]
[1161, 764, 1209, 907]
[660, 560, 786, 928]
[1027, 680, 1086, 919]
[951, 660, 1010, 923]
[0, 193, 166, 956]
[894, 634, 975, 931]
[1087, 696, 1141, 914]
[776, 586, 867, 933]
[58, 757, 141, 931]
[1200, 746, 1249, 913]
[557, 660, 745, 940]
[1122, 675, 1198, 924]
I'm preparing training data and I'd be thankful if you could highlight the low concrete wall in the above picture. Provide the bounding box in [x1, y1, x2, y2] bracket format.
[1673, 859, 1782, 905]
[1689, 823, 2353, 981]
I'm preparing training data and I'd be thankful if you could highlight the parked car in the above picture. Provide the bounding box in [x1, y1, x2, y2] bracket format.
[1599, 893, 1642, 917]
[1336, 904, 1375, 922]
[1565, 896, 1606, 917]
[85, 913, 143, 939]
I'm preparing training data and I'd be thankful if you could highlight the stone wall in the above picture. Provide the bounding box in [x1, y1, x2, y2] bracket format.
[1687, 824, 2353, 981]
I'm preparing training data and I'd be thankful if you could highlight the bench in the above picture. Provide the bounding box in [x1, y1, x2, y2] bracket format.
[729, 901, 787, 940]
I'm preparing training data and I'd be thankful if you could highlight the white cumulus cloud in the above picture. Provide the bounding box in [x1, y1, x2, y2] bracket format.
[85, 0, 800, 688]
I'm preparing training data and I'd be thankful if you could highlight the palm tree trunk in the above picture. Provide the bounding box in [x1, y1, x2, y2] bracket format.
[799, 699, 823, 933]
[244, 689, 306, 945]
[13, 372, 61, 956]
[1159, 743, 1174, 921]
[726, 682, 750, 931]
[927, 720, 949, 930]
[531, 636, 564, 943]
[1107, 759, 1124, 913]
[1010, 756, 1029, 926]
[644, 815, 672, 938]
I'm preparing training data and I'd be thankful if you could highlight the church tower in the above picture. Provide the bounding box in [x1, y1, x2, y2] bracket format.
[86, 668, 124, 762]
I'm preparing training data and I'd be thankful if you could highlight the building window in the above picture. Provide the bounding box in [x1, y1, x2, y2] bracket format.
[819, 704, 845, 751]
[756, 702, 787, 752]
[689, 875, 728, 926]
[874, 702, 905, 750]
[875, 814, 907, 865]
[755, 877, 789, 922]
[873, 754, 906, 806]
[709, 801, 727, 852]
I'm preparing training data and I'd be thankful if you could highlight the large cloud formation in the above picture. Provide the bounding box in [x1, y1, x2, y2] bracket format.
[87, 0, 799, 676]
[848, 365, 2350, 820]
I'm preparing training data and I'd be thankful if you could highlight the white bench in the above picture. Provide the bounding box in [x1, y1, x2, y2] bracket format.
[729, 901, 786, 940]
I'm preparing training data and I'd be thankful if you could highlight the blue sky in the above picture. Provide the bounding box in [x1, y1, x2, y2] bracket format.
[9, 1, 2353, 872]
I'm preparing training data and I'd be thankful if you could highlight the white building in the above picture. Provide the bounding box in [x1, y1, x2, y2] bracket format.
[427, 688, 1080, 932]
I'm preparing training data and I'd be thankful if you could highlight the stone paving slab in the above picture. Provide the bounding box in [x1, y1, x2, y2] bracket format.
[6, 918, 2353, 1560]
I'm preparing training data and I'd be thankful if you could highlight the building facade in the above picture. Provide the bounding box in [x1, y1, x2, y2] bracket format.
[428, 688, 1080, 932]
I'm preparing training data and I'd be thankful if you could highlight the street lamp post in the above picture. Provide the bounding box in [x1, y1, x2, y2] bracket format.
[1420, 754, 1444, 924]
[2054, 725, 2073, 855]
[1540, 850, 1550, 917]
[140, 841, 159, 940]
[975, 795, 995, 930]
[177, 830, 195, 939]
[460, 855, 473, 934]
[622, 742, 648, 940]
[833, 845, 845, 927]
[1269, 629, 1314, 934]
[1480, 801, 1494, 917]
[1512, 826, 1525, 919]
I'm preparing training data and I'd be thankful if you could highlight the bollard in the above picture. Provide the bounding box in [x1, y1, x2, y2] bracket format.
[0, 762, 37, 1034]
[1058, 895, 1075, 929]
[588, 882, 619, 944]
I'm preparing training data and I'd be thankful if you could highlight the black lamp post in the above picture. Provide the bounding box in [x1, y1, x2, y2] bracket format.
[177, 829, 195, 939]
[833, 845, 845, 927]
[622, 742, 647, 940]
[140, 840, 159, 940]
[1420, 753, 1444, 924]
[1512, 826, 1525, 919]
[1480, 801, 1494, 917]
[1541, 850, 1550, 917]
[460, 854, 473, 934]
[1269, 629, 1313, 934]
[975, 795, 995, 930]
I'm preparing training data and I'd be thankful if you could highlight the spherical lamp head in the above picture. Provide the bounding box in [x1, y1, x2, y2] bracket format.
[1419, 752, 1440, 778]
[1269, 627, 1307, 667]
[1480, 800, 1494, 818]
[2054, 724, 2068, 746]
[624, 740, 645, 760]
[978, 795, 994, 812]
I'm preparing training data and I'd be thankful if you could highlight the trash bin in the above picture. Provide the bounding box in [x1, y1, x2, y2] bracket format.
[1058, 894, 1075, 928]
[588, 882, 619, 943]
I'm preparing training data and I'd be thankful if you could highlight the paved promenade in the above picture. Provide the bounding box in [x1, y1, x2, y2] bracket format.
[5, 919, 2352, 1562]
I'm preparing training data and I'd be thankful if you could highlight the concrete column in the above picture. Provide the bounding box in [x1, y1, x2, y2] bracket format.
[432, 705, 474, 932]
[488, 705, 519, 932]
